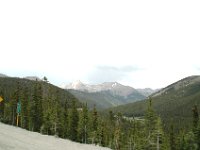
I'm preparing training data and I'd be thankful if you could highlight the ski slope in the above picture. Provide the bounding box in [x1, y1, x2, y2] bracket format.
[0, 123, 110, 150]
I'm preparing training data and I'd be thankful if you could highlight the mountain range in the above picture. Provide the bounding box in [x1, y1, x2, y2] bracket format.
[62, 81, 157, 109]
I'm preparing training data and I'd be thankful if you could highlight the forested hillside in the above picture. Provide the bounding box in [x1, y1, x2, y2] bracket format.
[0, 77, 80, 133]
[108, 76, 200, 131]
[1, 76, 200, 149]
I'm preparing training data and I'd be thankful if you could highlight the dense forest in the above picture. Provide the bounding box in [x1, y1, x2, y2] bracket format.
[108, 76, 200, 132]
[0, 77, 200, 149]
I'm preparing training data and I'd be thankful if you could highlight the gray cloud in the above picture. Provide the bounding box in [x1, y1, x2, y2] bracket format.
[86, 65, 143, 84]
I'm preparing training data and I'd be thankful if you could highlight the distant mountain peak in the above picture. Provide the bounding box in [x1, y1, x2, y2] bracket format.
[63, 81, 148, 98]
[65, 80, 86, 90]
[0, 73, 8, 77]
[112, 82, 118, 88]
[71, 80, 85, 89]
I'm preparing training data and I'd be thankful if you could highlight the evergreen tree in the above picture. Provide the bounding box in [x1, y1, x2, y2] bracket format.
[43, 76, 48, 82]
[41, 88, 52, 135]
[155, 117, 169, 150]
[68, 100, 79, 141]
[98, 121, 106, 147]
[196, 124, 200, 150]
[10, 81, 20, 126]
[114, 112, 122, 150]
[78, 103, 89, 143]
[55, 99, 64, 137]
[108, 110, 115, 148]
[92, 105, 98, 131]
[41, 89, 57, 135]
[169, 124, 176, 150]
[145, 97, 159, 149]
[90, 105, 98, 144]
[50, 96, 59, 136]
[192, 105, 199, 132]
[192, 105, 200, 150]
[42, 106, 52, 135]
[63, 99, 69, 138]
[31, 82, 43, 132]
[0, 91, 5, 120]
[20, 87, 29, 129]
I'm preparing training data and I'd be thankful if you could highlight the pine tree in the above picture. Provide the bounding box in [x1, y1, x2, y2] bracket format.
[42, 106, 51, 135]
[31, 82, 43, 132]
[20, 87, 29, 129]
[10, 81, 20, 126]
[92, 105, 98, 131]
[90, 105, 98, 144]
[78, 103, 89, 143]
[145, 97, 159, 149]
[98, 121, 106, 147]
[0, 91, 5, 120]
[196, 124, 200, 150]
[155, 117, 168, 150]
[169, 124, 176, 150]
[192, 105, 199, 132]
[108, 110, 115, 148]
[192, 105, 200, 150]
[41, 87, 52, 135]
[63, 99, 69, 138]
[50, 96, 59, 136]
[55, 99, 64, 137]
[68, 100, 79, 141]
[114, 112, 122, 150]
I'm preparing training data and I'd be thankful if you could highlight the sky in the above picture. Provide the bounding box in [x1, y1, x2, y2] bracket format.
[0, 0, 200, 89]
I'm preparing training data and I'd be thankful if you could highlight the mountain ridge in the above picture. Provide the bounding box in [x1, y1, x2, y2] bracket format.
[63, 80, 156, 97]
[63, 81, 157, 109]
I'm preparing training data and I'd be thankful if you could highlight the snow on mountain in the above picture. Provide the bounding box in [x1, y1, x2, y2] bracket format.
[0, 122, 110, 150]
[70, 80, 86, 89]
[63, 81, 143, 97]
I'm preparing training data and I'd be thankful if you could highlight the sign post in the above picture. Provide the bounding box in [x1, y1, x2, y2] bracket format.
[16, 100, 21, 126]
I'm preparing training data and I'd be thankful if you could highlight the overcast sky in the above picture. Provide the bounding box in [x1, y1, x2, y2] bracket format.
[0, 0, 200, 89]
